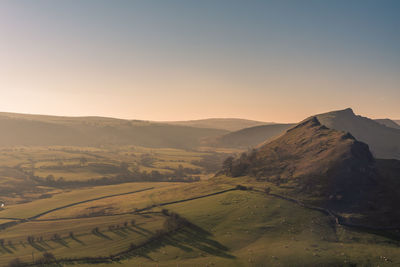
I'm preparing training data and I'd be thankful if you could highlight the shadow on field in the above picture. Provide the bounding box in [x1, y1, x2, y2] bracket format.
[0, 244, 13, 254]
[111, 229, 127, 238]
[93, 229, 113, 240]
[8, 243, 17, 251]
[133, 224, 153, 235]
[53, 237, 70, 248]
[38, 240, 53, 249]
[71, 235, 86, 245]
[28, 242, 46, 252]
[126, 226, 148, 237]
[135, 223, 234, 260]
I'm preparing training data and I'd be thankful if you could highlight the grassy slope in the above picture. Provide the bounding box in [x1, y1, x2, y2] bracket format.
[79, 186, 400, 267]
[1, 178, 398, 266]
[0, 213, 164, 264]
[207, 123, 295, 148]
[0, 182, 172, 219]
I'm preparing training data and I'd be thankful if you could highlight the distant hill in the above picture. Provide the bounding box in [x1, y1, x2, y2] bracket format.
[206, 124, 295, 148]
[222, 117, 400, 227]
[374, 119, 400, 130]
[0, 112, 227, 148]
[314, 108, 400, 159]
[165, 118, 270, 131]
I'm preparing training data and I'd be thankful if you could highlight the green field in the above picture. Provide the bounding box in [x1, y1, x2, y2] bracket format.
[0, 147, 399, 266]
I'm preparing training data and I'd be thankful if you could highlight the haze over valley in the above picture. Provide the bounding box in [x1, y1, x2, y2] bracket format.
[0, 1, 399, 266]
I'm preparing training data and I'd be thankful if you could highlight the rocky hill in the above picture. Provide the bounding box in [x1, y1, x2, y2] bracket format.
[222, 117, 400, 227]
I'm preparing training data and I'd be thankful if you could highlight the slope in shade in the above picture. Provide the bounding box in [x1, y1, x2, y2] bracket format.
[315, 108, 400, 159]
[375, 118, 400, 130]
[205, 123, 294, 148]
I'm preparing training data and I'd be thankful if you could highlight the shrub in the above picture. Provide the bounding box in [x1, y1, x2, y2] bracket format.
[161, 209, 170, 216]
[235, 185, 248, 190]
[35, 252, 56, 264]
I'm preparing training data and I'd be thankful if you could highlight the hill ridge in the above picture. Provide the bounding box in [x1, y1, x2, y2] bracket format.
[222, 116, 400, 227]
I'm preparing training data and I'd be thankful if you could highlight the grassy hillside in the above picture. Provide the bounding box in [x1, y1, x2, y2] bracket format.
[164, 118, 270, 131]
[206, 123, 294, 148]
[0, 113, 227, 149]
[314, 108, 400, 159]
[2, 178, 399, 267]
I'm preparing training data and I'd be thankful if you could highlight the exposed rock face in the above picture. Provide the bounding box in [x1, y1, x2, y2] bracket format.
[252, 118, 375, 203]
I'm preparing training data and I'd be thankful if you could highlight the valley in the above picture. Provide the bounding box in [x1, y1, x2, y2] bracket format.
[0, 127, 399, 266]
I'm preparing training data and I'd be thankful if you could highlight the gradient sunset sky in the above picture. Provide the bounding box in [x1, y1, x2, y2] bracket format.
[0, 0, 399, 122]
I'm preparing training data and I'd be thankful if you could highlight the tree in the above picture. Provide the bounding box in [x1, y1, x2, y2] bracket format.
[161, 209, 169, 216]
[79, 157, 87, 166]
[222, 156, 234, 173]
[27, 236, 34, 244]
[45, 175, 55, 183]
[52, 233, 60, 240]
[40, 252, 55, 263]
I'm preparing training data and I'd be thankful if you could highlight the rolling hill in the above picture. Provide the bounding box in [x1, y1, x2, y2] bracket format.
[314, 108, 400, 159]
[222, 117, 400, 227]
[164, 118, 270, 131]
[374, 119, 400, 129]
[205, 123, 295, 148]
[0, 112, 227, 148]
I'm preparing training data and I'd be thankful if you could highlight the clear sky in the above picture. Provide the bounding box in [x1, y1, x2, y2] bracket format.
[0, 0, 399, 122]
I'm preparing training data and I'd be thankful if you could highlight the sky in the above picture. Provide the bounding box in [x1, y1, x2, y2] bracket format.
[0, 0, 399, 123]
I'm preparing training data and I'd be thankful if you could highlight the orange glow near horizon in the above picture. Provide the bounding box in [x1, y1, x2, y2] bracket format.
[0, 1, 399, 122]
